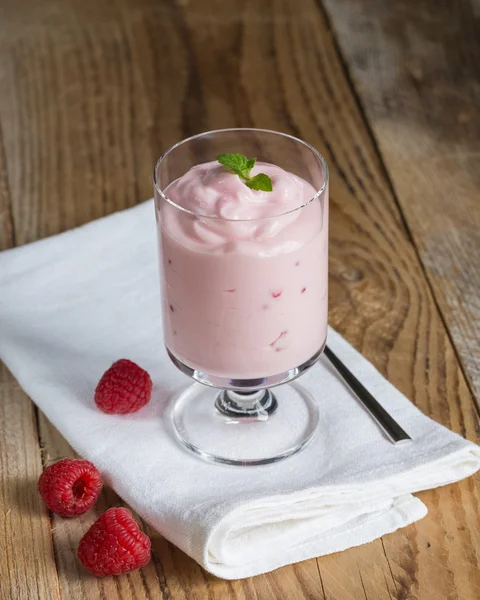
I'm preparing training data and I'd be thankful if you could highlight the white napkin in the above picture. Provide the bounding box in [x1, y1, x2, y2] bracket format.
[1, 200, 479, 580]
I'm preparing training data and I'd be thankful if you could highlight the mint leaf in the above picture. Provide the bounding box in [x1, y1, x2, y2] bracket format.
[216, 153, 249, 176]
[245, 173, 273, 192]
[216, 153, 273, 192]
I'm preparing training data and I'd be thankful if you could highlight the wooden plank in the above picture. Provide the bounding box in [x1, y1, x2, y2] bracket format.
[0, 0, 478, 598]
[321, 0, 480, 400]
[0, 125, 15, 250]
[0, 371, 62, 600]
[0, 108, 61, 600]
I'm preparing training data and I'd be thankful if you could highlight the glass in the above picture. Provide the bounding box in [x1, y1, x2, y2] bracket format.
[154, 128, 328, 465]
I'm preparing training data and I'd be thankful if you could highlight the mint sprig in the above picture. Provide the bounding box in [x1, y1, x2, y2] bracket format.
[245, 173, 273, 192]
[216, 153, 273, 192]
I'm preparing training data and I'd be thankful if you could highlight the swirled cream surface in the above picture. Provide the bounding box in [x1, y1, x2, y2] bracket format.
[157, 161, 328, 379]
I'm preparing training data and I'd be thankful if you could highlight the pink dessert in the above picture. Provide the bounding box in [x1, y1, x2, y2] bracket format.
[158, 160, 328, 379]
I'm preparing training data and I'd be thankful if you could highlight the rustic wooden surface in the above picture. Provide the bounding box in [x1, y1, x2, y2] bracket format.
[0, 1, 478, 599]
[322, 0, 480, 400]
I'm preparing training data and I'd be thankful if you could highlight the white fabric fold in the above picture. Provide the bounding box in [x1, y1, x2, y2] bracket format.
[0, 200, 478, 579]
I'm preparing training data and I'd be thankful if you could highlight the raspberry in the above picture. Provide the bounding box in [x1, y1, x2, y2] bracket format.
[95, 359, 152, 414]
[38, 458, 102, 517]
[77, 508, 151, 576]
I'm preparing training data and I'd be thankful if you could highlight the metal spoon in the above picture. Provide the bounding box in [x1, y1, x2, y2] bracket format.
[324, 345, 412, 445]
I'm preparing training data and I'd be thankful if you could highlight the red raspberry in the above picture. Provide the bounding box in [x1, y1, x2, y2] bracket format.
[77, 507, 151, 576]
[95, 359, 152, 414]
[38, 458, 103, 517]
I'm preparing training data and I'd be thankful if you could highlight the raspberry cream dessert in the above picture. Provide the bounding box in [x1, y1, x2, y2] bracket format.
[157, 155, 328, 380]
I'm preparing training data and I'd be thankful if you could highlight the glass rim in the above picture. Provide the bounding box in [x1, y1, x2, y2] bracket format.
[153, 128, 329, 222]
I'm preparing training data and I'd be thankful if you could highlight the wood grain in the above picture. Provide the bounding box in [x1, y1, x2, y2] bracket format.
[0, 112, 60, 600]
[322, 0, 480, 400]
[0, 125, 15, 250]
[0, 371, 61, 600]
[0, 0, 479, 598]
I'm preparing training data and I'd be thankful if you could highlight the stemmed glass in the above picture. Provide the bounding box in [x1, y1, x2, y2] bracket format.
[154, 129, 328, 466]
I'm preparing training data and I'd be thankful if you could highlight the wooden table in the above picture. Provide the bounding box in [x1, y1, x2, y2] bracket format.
[1, 0, 479, 598]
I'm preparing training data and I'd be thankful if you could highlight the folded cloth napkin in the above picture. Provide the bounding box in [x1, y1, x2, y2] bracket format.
[1, 200, 479, 580]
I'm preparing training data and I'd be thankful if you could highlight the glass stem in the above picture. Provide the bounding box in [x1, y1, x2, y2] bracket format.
[215, 389, 278, 420]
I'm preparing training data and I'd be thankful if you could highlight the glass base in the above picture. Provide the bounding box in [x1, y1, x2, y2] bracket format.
[172, 382, 319, 466]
